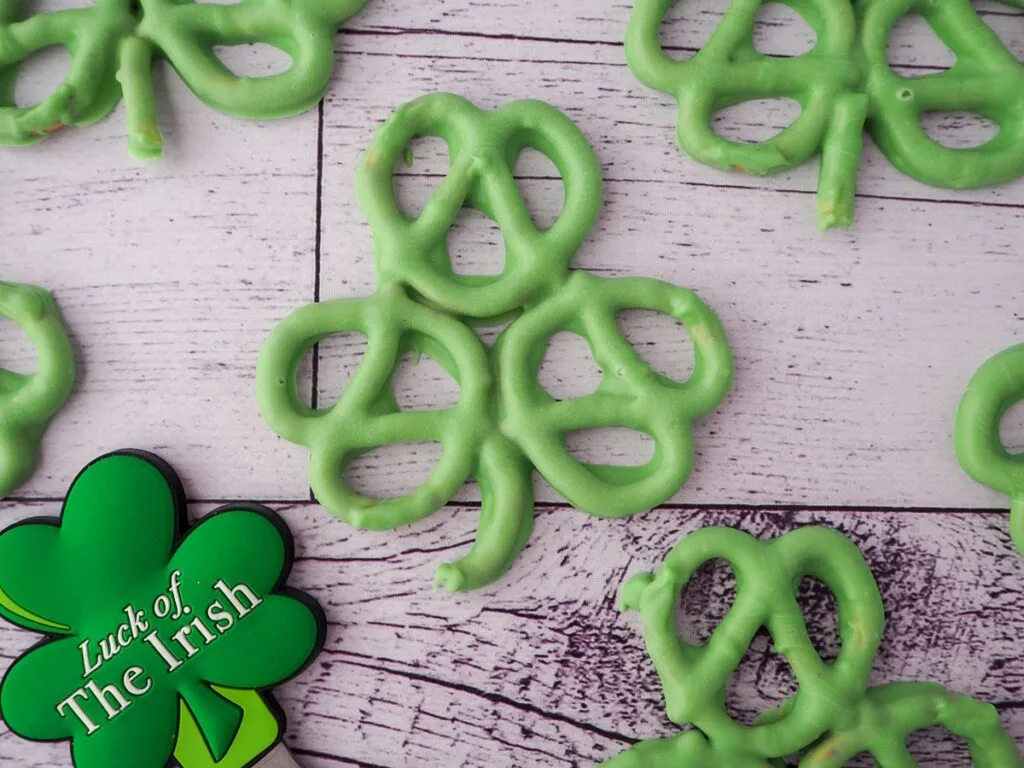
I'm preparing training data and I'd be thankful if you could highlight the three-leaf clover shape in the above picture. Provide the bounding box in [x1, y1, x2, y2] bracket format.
[0, 451, 325, 767]
[0, 0, 370, 158]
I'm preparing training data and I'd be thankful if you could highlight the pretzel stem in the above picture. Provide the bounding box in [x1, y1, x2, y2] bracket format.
[816, 92, 868, 231]
[117, 34, 162, 161]
[434, 436, 534, 592]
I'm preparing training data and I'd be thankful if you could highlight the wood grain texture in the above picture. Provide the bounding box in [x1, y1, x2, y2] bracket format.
[2, 55, 319, 501]
[0, 501, 1020, 766]
[2, 0, 1024, 764]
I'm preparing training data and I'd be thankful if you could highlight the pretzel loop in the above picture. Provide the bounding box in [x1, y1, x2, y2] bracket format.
[260, 94, 733, 590]
[627, 0, 859, 175]
[498, 271, 732, 517]
[356, 93, 603, 318]
[955, 343, 1024, 557]
[0, 0, 368, 157]
[859, 0, 1024, 189]
[257, 284, 492, 530]
[0, 282, 75, 499]
[620, 527, 884, 759]
[628, 0, 1024, 227]
[0, 5, 124, 144]
[143, 0, 363, 120]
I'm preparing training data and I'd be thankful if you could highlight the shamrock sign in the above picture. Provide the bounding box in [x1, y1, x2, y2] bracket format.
[0, 0, 370, 159]
[0, 450, 326, 767]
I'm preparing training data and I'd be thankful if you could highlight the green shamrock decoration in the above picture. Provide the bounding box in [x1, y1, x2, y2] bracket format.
[626, 0, 1024, 230]
[257, 93, 734, 593]
[601, 526, 1023, 767]
[0, 280, 75, 499]
[0, 450, 326, 767]
[0, 0, 370, 159]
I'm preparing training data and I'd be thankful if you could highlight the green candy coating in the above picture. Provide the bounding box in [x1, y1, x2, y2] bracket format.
[0, 451, 326, 768]
[605, 525, 1023, 767]
[955, 343, 1024, 558]
[0, 280, 74, 499]
[620, 526, 884, 758]
[802, 682, 1024, 767]
[257, 93, 734, 592]
[0, 0, 370, 159]
[625, 0, 1024, 230]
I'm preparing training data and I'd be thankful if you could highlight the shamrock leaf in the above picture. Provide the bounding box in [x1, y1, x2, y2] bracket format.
[0, 0, 370, 158]
[0, 450, 326, 768]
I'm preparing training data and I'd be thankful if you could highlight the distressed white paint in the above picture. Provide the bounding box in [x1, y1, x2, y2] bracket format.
[2, 0, 1024, 764]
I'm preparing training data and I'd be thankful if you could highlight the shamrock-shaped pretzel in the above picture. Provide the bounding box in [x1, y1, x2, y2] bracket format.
[0, 280, 74, 499]
[625, 0, 1024, 229]
[604, 526, 1023, 766]
[956, 343, 1024, 558]
[0, 450, 326, 767]
[0, 0, 370, 159]
[258, 93, 734, 592]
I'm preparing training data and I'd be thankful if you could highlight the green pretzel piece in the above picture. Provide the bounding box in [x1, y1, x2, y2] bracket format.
[0, 280, 75, 499]
[257, 93, 734, 591]
[955, 343, 1024, 558]
[857, 0, 1024, 191]
[618, 526, 884, 758]
[0, 0, 370, 159]
[258, 283, 494, 530]
[625, 0, 1024, 230]
[0, 450, 326, 767]
[605, 525, 1023, 767]
[357, 92, 603, 320]
[499, 270, 732, 516]
[802, 682, 1023, 767]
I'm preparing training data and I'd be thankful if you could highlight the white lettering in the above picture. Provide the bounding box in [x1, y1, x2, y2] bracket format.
[143, 630, 182, 672]
[85, 680, 129, 720]
[122, 666, 152, 696]
[171, 625, 199, 658]
[206, 600, 234, 632]
[78, 639, 101, 678]
[56, 689, 99, 734]
[213, 580, 262, 619]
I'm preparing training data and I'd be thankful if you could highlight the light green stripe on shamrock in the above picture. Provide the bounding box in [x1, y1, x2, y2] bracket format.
[0, 583, 70, 632]
[257, 92, 734, 593]
[0, 0, 370, 159]
[955, 343, 1024, 558]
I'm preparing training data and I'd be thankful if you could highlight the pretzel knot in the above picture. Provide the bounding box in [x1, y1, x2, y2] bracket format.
[626, 0, 1024, 230]
[0, 281, 75, 499]
[0, 0, 369, 158]
[257, 93, 734, 591]
[606, 526, 1023, 767]
[955, 343, 1024, 558]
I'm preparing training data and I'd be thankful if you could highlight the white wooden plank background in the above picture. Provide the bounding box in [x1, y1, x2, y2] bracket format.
[2, 0, 1024, 764]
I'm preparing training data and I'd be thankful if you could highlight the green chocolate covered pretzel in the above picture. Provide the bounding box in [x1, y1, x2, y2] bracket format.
[0, 0, 370, 159]
[604, 526, 1023, 766]
[0, 280, 74, 499]
[625, 0, 1024, 230]
[955, 343, 1024, 558]
[257, 93, 734, 592]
